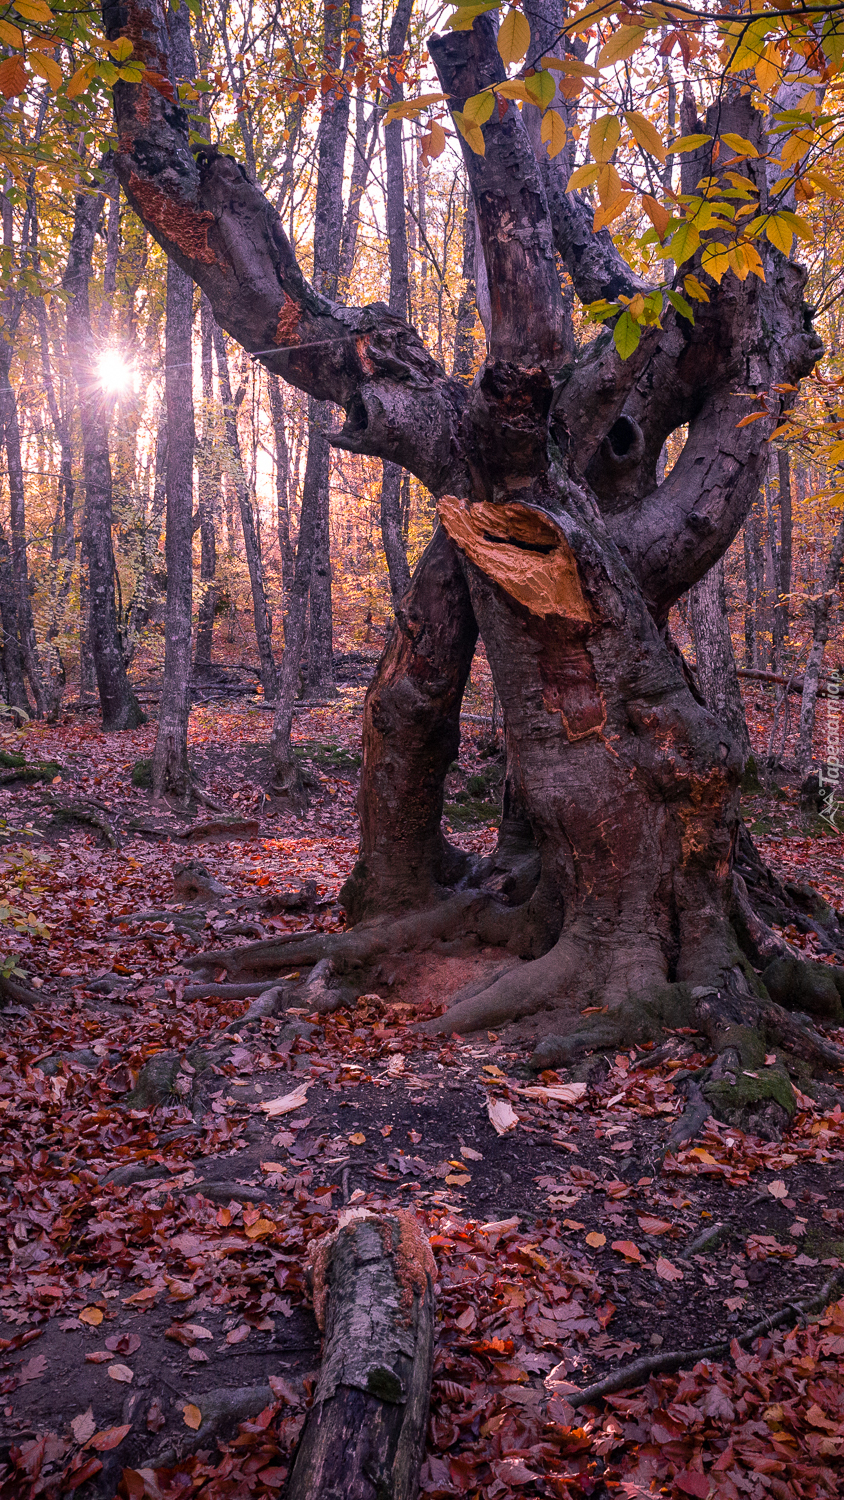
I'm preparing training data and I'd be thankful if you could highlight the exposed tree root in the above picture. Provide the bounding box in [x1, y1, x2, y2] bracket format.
[564, 1273, 843, 1410]
[0, 974, 45, 1008]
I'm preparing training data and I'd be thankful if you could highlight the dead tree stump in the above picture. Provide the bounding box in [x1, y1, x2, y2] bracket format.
[287, 1210, 436, 1500]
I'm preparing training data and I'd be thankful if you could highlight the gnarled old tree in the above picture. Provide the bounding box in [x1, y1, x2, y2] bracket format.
[103, 0, 844, 1100]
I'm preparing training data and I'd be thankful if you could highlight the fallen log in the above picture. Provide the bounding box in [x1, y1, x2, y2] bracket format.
[736, 667, 839, 697]
[287, 1209, 436, 1500]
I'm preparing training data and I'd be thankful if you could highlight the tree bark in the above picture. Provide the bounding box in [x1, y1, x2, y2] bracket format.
[63, 178, 144, 732]
[211, 320, 277, 697]
[690, 558, 752, 763]
[0, 343, 46, 716]
[452, 197, 477, 379]
[194, 294, 218, 671]
[777, 448, 793, 641]
[268, 375, 294, 607]
[378, 0, 414, 614]
[153, 251, 196, 796]
[287, 1213, 434, 1500]
[797, 516, 844, 778]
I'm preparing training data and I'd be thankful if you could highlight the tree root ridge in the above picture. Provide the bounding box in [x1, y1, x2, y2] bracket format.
[565, 1273, 843, 1410]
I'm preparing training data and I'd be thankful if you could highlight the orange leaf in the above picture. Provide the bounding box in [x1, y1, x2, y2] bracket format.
[89, 1424, 132, 1452]
[735, 411, 769, 428]
[585, 1231, 606, 1248]
[183, 1404, 202, 1430]
[0, 56, 27, 99]
[611, 1239, 644, 1262]
[637, 1215, 674, 1235]
[78, 1306, 103, 1326]
[655, 1256, 684, 1282]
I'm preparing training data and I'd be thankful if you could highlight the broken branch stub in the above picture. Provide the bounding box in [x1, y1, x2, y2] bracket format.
[287, 1210, 436, 1500]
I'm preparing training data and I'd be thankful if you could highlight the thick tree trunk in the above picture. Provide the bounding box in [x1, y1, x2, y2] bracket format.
[63, 181, 144, 732]
[287, 1213, 434, 1500]
[152, 254, 195, 797]
[690, 557, 752, 764]
[211, 321, 277, 697]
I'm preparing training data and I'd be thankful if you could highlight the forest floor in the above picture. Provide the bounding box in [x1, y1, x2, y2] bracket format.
[0, 653, 843, 1499]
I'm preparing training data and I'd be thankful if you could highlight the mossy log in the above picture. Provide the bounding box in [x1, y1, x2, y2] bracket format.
[287, 1210, 435, 1500]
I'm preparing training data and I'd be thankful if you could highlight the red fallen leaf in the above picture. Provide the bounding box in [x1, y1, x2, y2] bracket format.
[105, 1333, 141, 1355]
[122, 1471, 146, 1500]
[637, 1214, 675, 1235]
[674, 1470, 711, 1498]
[146, 1397, 166, 1433]
[84, 1352, 113, 1364]
[611, 1239, 644, 1262]
[257, 1468, 288, 1488]
[89, 1424, 132, 1452]
[63, 1457, 103, 1491]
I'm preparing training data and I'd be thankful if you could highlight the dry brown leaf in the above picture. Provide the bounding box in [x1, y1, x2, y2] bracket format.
[487, 1098, 518, 1135]
[479, 1216, 520, 1234]
[78, 1306, 103, 1326]
[70, 1409, 96, 1446]
[183, 1404, 202, 1431]
[90, 1424, 132, 1452]
[244, 1218, 275, 1240]
[445, 1173, 470, 1186]
[260, 1160, 288, 1174]
[107, 1364, 133, 1383]
[612, 1239, 644, 1262]
[637, 1215, 674, 1235]
[226, 1324, 250, 1344]
[585, 1231, 606, 1248]
[768, 1179, 788, 1199]
[515, 1082, 587, 1105]
[563, 1218, 586, 1230]
[655, 1256, 684, 1282]
[349, 1132, 366, 1145]
[460, 1146, 483, 1160]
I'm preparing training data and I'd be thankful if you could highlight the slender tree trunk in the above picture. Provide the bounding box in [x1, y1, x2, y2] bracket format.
[797, 516, 844, 778]
[268, 376, 294, 608]
[764, 472, 782, 671]
[743, 518, 757, 670]
[0, 344, 46, 716]
[36, 298, 75, 714]
[211, 320, 277, 697]
[689, 557, 751, 763]
[152, 254, 195, 797]
[194, 296, 218, 671]
[63, 179, 144, 731]
[777, 447, 792, 643]
[0, 523, 28, 712]
[378, 0, 414, 613]
[452, 198, 477, 378]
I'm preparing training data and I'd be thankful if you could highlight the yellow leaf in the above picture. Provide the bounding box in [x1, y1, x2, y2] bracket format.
[807, 169, 844, 201]
[110, 36, 133, 61]
[495, 80, 530, 102]
[683, 273, 710, 302]
[596, 163, 622, 209]
[541, 109, 566, 159]
[730, 240, 765, 281]
[497, 8, 530, 68]
[28, 51, 61, 90]
[668, 132, 712, 154]
[765, 215, 793, 255]
[384, 91, 447, 124]
[463, 90, 494, 125]
[625, 111, 665, 163]
[183, 1404, 202, 1431]
[596, 25, 646, 70]
[593, 189, 632, 231]
[13, 0, 52, 21]
[700, 241, 731, 283]
[590, 113, 620, 164]
[736, 411, 769, 427]
[566, 162, 598, 192]
[542, 55, 599, 78]
[585, 1231, 606, 1248]
[0, 19, 23, 46]
[755, 43, 781, 93]
[453, 110, 485, 155]
[79, 1306, 103, 1326]
[720, 132, 759, 158]
[66, 62, 96, 99]
[668, 219, 700, 266]
[642, 193, 669, 240]
[626, 293, 645, 320]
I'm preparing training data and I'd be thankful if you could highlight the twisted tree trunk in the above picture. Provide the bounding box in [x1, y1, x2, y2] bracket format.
[104, 0, 836, 1084]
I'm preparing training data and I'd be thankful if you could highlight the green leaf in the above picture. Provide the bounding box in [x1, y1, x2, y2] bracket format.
[668, 220, 701, 265]
[445, 1, 498, 30]
[668, 133, 712, 154]
[720, 132, 758, 158]
[666, 289, 694, 323]
[613, 311, 641, 359]
[463, 89, 494, 125]
[525, 69, 555, 110]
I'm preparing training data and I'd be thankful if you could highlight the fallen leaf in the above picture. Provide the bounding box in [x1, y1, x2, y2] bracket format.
[18, 1355, 47, 1383]
[612, 1239, 644, 1262]
[637, 1215, 674, 1235]
[244, 1218, 276, 1239]
[107, 1364, 133, 1383]
[768, 1179, 788, 1199]
[585, 1232, 606, 1248]
[515, 1082, 587, 1104]
[260, 1160, 288, 1174]
[348, 1132, 366, 1145]
[460, 1146, 483, 1160]
[147, 1398, 166, 1433]
[105, 1333, 141, 1355]
[70, 1409, 96, 1446]
[386, 1053, 405, 1074]
[226, 1324, 250, 1344]
[479, 1216, 520, 1234]
[84, 1352, 113, 1364]
[674, 1471, 710, 1498]
[563, 1218, 586, 1230]
[78, 1307, 103, 1326]
[260, 1082, 310, 1117]
[655, 1256, 684, 1282]
[487, 1098, 518, 1135]
[445, 1173, 470, 1186]
[90, 1424, 132, 1452]
[183, 1404, 202, 1431]
[455, 1307, 477, 1331]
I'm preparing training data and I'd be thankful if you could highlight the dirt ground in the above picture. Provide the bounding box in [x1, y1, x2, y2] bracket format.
[0, 678, 843, 1498]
